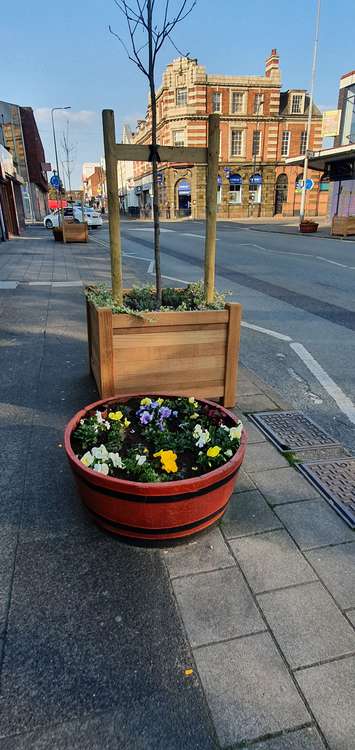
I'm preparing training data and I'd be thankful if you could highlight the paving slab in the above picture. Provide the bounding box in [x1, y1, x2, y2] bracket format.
[237, 394, 281, 413]
[162, 527, 235, 579]
[243, 443, 289, 472]
[193, 632, 310, 748]
[275, 500, 355, 550]
[173, 566, 264, 647]
[233, 468, 256, 494]
[221, 490, 282, 539]
[0, 537, 216, 747]
[347, 610, 355, 627]
[246, 727, 326, 750]
[243, 420, 267, 444]
[258, 582, 355, 669]
[230, 529, 317, 594]
[250, 467, 320, 506]
[296, 656, 355, 750]
[305, 543, 355, 610]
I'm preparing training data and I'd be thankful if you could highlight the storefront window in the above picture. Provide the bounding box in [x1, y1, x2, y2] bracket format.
[249, 174, 262, 203]
[229, 174, 242, 204]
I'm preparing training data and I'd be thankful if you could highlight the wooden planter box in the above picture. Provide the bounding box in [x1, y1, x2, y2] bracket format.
[63, 221, 88, 243]
[299, 221, 319, 233]
[86, 299, 242, 407]
[331, 216, 355, 237]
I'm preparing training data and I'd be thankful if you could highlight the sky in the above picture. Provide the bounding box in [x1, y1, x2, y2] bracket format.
[2, 0, 354, 187]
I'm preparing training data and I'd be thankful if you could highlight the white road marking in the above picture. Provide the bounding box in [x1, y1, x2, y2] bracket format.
[290, 342, 355, 425]
[241, 321, 292, 341]
[316, 255, 355, 270]
[161, 274, 191, 284]
[125, 227, 174, 233]
[239, 243, 311, 258]
[147, 260, 154, 274]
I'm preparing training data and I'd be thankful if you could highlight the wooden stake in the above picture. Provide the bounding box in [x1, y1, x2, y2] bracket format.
[204, 113, 220, 303]
[102, 109, 123, 305]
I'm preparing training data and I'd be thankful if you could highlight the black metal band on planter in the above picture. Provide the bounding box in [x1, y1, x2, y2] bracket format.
[87, 501, 229, 536]
[73, 465, 240, 504]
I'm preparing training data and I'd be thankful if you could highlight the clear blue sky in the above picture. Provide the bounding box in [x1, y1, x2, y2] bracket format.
[2, 0, 354, 187]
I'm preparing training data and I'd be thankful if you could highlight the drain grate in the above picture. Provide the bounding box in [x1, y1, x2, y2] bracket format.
[298, 459, 355, 529]
[249, 411, 340, 452]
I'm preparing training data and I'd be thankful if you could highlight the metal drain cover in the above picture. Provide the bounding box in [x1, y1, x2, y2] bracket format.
[298, 459, 355, 529]
[249, 411, 340, 452]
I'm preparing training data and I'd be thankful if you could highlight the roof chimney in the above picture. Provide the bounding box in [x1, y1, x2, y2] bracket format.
[265, 49, 280, 81]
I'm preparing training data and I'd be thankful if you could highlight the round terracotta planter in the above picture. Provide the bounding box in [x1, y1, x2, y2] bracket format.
[64, 394, 247, 543]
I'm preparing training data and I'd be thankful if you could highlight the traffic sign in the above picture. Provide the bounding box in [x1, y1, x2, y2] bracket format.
[50, 174, 60, 188]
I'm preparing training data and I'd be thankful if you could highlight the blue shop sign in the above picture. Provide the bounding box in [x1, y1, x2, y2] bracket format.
[178, 179, 191, 195]
[229, 174, 242, 185]
[249, 174, 262, 185]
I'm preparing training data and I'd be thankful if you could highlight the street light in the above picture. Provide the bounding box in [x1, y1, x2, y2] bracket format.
[51, 106, 71, 224]
[299, 0, 321, 223]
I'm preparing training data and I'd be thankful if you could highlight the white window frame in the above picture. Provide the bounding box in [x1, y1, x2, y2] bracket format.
[254, 93, 263, 115]
[173, 129, 185, 147]
[212, 92, 222, 113]
[229, 181, 242, 204]
[230, 128, 244, 157]
[300, 131, 307, 155]
[281, 131, 290, 157]
[252, 130, 261, 157]
[176, 87, 187, 107]
[231, 91, 245, 114]
[217, 183, 222, 204]
[291, 93, 305, 114]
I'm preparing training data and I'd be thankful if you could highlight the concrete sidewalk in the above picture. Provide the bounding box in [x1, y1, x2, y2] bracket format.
[0, 229, 354, 749]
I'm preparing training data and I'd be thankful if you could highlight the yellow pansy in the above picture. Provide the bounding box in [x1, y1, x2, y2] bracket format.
[229, 423, 243, 440]
[207, 445, 221, 458]
[156, 398, 164, 406]
[108, 410, 123, 421]
[140, 397, 152, 406]
[154, 449, 178, 473]
[123, 417, 131, 428]
[188, 397, 199, 408]
[190, 413, 199, 420]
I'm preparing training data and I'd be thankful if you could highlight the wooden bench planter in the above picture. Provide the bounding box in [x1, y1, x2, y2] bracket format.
[331, 216, 355, 238]
[86, 299, 242, 407]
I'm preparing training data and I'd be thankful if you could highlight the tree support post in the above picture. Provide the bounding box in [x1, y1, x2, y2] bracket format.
[102, 109, 123, 305]
[204, 113, 220, 303]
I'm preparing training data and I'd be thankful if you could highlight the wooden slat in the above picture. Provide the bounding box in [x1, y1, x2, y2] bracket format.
[115, 323, 227, 336]
[113, 329, 227, 350]
[112, 309, 229, 328]
[223, 302, 242, 408]
[97, 308, 114, 397]
[113, 341, 227, 363]
[114, 371, 224, 390]
[118, 384, 225, 399]
[119, 355, 225, 377]
[113, 143, 207, 164]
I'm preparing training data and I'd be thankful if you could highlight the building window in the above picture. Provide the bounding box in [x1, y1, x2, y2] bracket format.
[291, 94, 304, 114]
[249, 174, 262, 204]
[231, 92, 244, 114]
[252, 130, 261, 156]
[300, 131, 307, 155]
[254, 93, 263, 115]
[176, 87, 187, 106]
[212, 92, 222, 113]
[281, 131, 290, 156]
[229, 175, 242, 204]
[217, 183, 222, 204]
[173, 130, 185, 146]
[231, 129, 243, 156]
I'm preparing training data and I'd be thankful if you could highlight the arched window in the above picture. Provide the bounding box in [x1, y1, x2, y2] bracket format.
[249, 174, 262, 204]
[229, 174, 242, 204]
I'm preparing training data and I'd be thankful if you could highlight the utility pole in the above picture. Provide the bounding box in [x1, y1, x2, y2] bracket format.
[299, 0, 321, 223]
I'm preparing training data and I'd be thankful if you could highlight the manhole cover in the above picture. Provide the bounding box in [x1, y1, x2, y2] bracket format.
[249, 411, 340, 452]
[298, 459, 355, 529]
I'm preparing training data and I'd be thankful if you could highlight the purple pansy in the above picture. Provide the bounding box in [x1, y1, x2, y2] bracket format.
[140, 410, 153, 425]
[159, 406, 172, 419]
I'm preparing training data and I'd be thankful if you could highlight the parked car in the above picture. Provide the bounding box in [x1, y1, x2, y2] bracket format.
[43, 206, 102, 229]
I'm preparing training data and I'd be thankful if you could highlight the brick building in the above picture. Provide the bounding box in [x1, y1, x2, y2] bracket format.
[131, 52, 328, 218]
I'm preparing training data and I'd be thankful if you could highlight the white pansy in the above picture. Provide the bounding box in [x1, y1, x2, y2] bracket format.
[193, 424, 203, 438]
[95, 410, 105, 424]
[93, 462, 109, 475]
[229, 423, 243, 440]
[104, 421, 111, 430]
[225, 449, 233, 458]
[81, 451, 94, 467]
[80, 419, 85, 425]
[220, 424, 229, 432]
[136, 454, 147, 466]
[109, 452, 124, 469]
[196, 429, 210, 448]
[92, 444, 109, 460]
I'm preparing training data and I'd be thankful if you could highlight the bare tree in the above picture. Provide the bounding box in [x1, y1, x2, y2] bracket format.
[61, 120, 76, 200]
[110, 0, 196, 306]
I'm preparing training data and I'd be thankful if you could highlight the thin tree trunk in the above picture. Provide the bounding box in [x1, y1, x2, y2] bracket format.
[147, 0, 162, 307]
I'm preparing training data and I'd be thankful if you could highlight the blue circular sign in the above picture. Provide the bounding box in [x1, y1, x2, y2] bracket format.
[50, 174, 60, 188]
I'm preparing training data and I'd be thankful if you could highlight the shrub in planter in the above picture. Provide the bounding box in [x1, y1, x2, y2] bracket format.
[65, 393, 247, 543]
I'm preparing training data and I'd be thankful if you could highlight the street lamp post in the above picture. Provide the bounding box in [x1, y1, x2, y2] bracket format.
[299, 0, 321, 223]
[51, 106, 71, 225]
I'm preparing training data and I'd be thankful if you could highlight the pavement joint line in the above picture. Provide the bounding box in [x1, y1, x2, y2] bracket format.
[192, 629, 269, 652]
[168, 563, 236, 582]
[292, 649, 355, 674]
[290, 342, 355, 425]
[224, 723, 316, 750]
[253, 579, 318, 598]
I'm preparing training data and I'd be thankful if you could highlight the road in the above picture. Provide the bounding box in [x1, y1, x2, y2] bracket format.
[93, 219, 355, 452]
